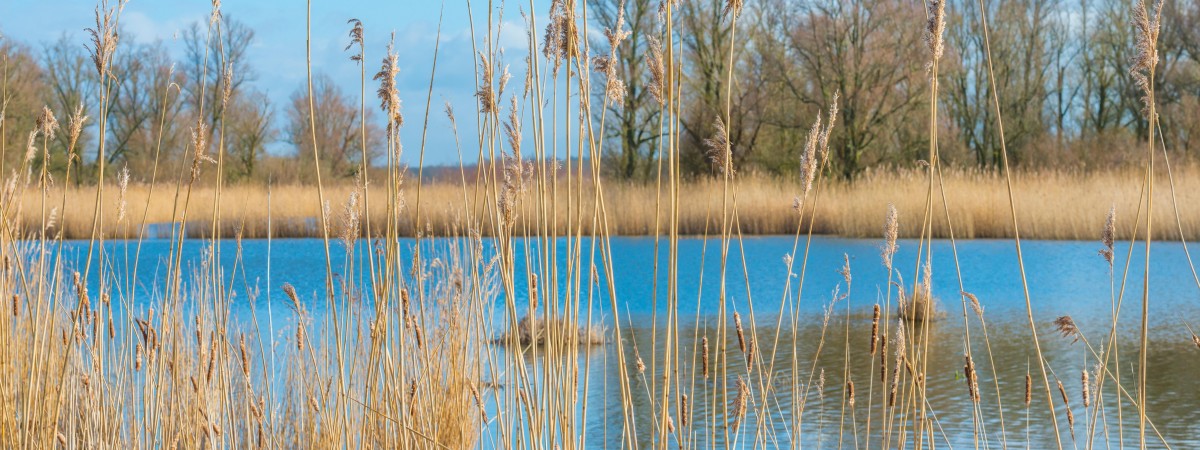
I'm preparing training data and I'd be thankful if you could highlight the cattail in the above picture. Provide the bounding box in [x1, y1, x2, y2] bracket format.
[818, 368, 826, 398]
[964, 355, 980, 402]
[701, 336, 710, 378]
[529, 273, 539, 311]
[879, 335, 888, 383]
[135, 344, 144, 371]
[890, 326, 905, 406]
[870, 304, 880, 355]
[1192, 333, 1200, 349]
[1025, 373, 1032, 406]
[116, 165, 129, 222]
[847, 379, 856, 406]
[1100, 205, 1116, 264]
[1082, 370, 1090, 408]
[734, 312, 747, 355]
[1057, 379, 1069, 406]
[57, 432, 66, 446]
[400, 287, 410, 317]
[745, 339, 756, 373]
[11, 295, 17, 317]
[239, 334, 251, 380]
[680, 393, 690, 428]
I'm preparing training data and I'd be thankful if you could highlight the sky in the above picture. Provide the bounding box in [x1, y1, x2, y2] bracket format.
[0, 0, 532, 166]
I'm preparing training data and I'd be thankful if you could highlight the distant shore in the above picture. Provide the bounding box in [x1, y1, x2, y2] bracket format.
[16, 167, 1197, 241]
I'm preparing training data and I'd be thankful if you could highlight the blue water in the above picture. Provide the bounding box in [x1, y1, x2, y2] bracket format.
[45, 236, 1200, 447]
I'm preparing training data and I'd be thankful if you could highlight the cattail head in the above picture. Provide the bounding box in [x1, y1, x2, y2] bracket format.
[870, 304, 880, 355]
[1082, 370, 1090, 408]
[680, 393, 690, 428]
[1025, 372, 1032, 406]
[701, 336, 710, 378]
[238, 334, 251, 380]
[882, 204, 899, 269]
[964, 355, 980, 402]
[847, 379, 856, 406]
[734, 312, 746, 354]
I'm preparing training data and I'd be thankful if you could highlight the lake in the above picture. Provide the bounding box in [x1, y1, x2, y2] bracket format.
[51, 235, 1200, 448]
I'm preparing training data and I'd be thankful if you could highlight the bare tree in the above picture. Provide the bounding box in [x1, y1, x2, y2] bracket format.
[224, 90, 275, 180]
[591, 0, 663, 180]
[286, 73, 382, 178]
[106, 40, 186, 175]
[181, 15, 256, 148]
[760, 0, 926, 178]
[0, 37, 47, 177]
[42, 35, 99, 170]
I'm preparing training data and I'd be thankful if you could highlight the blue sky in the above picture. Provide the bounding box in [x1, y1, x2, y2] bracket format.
[0, 0, 532, 166]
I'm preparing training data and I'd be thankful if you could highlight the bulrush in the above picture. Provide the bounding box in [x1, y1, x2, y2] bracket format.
[964, 355, 980, 403]
[847, 379, 856, 406]
[1082, 370, 1090, 408]
[1025, 373, 1032, 406]
[680, 393, 690, 428]
[889, 324, 905, 406]
[701, 336, 710, 378]
[870, 304, 880, 355]
[734, 312, 747, 355]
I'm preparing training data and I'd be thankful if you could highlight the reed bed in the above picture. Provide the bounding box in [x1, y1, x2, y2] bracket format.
[20, 166, 1200, 240]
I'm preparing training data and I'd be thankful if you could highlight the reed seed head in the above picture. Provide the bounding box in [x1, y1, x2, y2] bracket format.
[374, 34, 403, 131]
[346, 19, 364, 63]
[705, 117, 733, 176]
[1100, 205, 1116, 264]
[1054, 315, 1081, 344]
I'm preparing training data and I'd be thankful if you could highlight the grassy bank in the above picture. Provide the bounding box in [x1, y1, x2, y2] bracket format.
[19, 166, 1200, 240]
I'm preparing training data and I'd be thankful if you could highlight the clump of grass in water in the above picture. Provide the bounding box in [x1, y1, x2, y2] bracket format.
[495, 315, 607, 347]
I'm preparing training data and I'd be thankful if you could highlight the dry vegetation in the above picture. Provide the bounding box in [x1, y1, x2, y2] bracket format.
[20, 166, 1200, 240]
[0, 0, 1194, 448]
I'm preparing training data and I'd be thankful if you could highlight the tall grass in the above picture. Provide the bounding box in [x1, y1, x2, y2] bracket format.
[0, 0, 1191, 448]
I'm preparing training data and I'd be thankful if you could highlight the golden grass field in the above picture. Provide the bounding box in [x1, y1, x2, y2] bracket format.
[19, 166, 1200, 241]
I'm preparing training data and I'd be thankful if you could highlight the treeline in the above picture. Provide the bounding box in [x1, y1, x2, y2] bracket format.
[0, 15, 381, 185]
[595, 0, 1200, 179]
[2, 0, 1198, 185]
